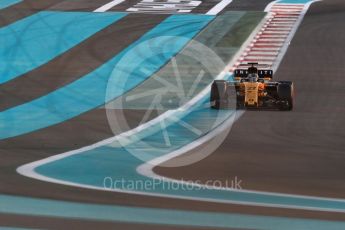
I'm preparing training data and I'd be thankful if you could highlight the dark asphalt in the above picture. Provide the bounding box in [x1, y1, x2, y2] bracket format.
[1, 0, 344, 228]
[156, 0, 345, 201]
[50, 0, 229, 13]
[49, 0, 113, 11]
[223, 0, 273, 12]
[0, 0, 63, 27]
[0, 213, 231, 230]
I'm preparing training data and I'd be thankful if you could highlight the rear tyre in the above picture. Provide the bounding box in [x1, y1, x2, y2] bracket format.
[210, 80, 228, 109]
[277, 81, 294, 111]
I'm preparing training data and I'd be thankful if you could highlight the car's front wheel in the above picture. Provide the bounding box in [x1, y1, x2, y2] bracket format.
[210, 80, 228, 109]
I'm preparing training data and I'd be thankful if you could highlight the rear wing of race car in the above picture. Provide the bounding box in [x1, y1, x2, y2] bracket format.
[233, 62, 273, 80]
[258, 70, 273, 79]
[233, 69, 273, 80]
[234, 69, 250, 78]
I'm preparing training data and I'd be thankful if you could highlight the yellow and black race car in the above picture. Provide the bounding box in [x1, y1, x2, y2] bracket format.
[210, 63, 294, 111]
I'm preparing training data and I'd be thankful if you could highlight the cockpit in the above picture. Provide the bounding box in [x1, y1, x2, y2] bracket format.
[247, 73, 259, 82]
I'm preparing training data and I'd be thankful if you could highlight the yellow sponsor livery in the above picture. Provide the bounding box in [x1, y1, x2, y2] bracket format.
[244, 82, 259, 106]
[210, 63, 294, 111]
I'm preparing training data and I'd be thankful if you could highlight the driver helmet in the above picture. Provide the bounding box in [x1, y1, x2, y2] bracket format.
[248, 73, 259, 82]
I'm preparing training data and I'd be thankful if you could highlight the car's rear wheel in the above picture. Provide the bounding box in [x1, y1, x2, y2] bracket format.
[277, 81, 294, 111]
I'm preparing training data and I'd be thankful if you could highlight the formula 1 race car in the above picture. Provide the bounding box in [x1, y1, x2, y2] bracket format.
[210, 63, 294, 110]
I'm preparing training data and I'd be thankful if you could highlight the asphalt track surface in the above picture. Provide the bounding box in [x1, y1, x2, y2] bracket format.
[1, 0, 345, 229]
[0, 0, 62, 27]
[222, 0, 273, 12]
[156, 0, 345, 219]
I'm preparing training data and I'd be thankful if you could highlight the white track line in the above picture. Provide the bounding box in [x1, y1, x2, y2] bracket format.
[18, 0, 338, 214]
[257, 38, 286, 42]
[264, 0, 278, 12]
[206, 0, 233, 15]
[246, 53, 278, 57]
[126, 0, 201, 14]
[137, 0, 344, 213]
[94, 0, 125, 12]
[271, 18, 298, 21]
[249, 44, 280, 50]
[17, 0, 264, 194]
